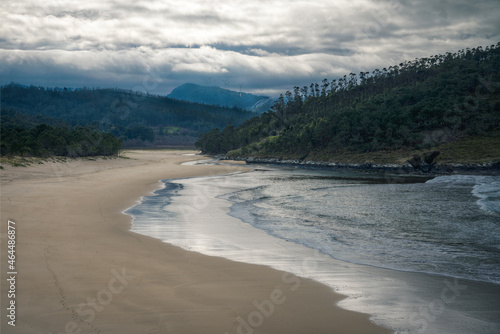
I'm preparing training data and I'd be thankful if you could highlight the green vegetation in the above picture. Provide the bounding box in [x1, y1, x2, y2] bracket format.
[161, 126, 183, 135]
[434, 130, 500, 163]
[0, 156, 52, 167]
[1, 111, 122, 157]
[1, 84, 255, 147]
[196, 43, 500, 164]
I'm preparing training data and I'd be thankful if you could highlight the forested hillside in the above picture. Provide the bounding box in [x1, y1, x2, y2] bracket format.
[1, 110, 121, 157]
[1, 85, 254, 147]
[196, 43, 500, 163]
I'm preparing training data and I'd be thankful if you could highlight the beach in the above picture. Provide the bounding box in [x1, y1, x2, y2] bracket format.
[127, 163, 500, 333]
[0, 150, 390, 334]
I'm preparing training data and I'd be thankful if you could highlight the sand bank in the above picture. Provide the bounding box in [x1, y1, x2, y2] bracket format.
[1, 150, 389, 333]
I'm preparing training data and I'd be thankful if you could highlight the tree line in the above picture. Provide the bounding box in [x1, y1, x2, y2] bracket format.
[1, 110, 121, 157]
[196, 43, 500, 157]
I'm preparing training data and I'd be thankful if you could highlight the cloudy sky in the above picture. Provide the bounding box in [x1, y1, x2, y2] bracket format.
[1, 0, 499, 96]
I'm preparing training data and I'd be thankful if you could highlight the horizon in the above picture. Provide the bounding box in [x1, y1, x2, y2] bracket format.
[1, 81, 274, 98]
[4, 40, 498, 100]
[1, 0, 499, 96]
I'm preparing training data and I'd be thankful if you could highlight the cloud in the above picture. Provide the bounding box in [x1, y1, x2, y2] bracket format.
[0, 0, 499, 96]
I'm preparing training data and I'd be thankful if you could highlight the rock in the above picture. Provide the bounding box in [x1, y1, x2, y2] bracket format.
[407, 154, 422, 169]
[407, 151, 440, 173]
[210, 152, 498, 175]
[424, 151, 440, 164]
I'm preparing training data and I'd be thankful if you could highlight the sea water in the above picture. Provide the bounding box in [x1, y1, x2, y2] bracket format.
[126, 162, 500, 333]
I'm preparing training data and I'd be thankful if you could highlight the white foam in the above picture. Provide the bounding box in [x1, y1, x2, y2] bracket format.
[472, 180, 500, 215]
[127, 174, 500, 334]
[427, 175, 500, 215]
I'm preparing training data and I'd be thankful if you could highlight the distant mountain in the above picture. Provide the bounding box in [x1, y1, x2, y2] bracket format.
[1, 84, 255, 147]
[168, 83, 275, 113]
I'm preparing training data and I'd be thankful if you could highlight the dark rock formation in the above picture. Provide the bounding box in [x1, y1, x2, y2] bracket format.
[424, 151, 441, 164]
[407, 151, 440, 172]
[214, 153, 499, 176]
[407, 154, 422, 169]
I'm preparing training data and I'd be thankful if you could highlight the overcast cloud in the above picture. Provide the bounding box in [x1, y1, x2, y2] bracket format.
[1, 0, 498, 96]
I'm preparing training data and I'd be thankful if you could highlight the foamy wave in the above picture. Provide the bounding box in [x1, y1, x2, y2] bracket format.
[427, 175, 500, 215]
[473, 181, 500, 216]
[426, 174, 489, 185]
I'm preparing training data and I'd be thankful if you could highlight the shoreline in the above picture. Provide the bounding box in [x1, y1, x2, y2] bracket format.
[0, 150, 390, 334]
[215, 155, 500, 176]
[128, 167, 500, 333]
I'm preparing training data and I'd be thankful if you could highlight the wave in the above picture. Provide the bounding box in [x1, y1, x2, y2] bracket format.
[427, 175, 500, 215]
[472, 181, 500, 216]
[126, 170, 500, 334]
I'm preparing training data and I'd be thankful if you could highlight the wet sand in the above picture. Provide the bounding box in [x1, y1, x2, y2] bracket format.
[0, 150, 390, 334]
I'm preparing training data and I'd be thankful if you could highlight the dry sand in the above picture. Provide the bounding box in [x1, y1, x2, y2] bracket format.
[1, 150, 390, 333]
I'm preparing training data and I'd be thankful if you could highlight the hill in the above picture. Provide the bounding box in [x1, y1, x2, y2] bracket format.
[168, 83, 275, 113]
[1, 85, 255, 147]
[0, 109, 122, 157]
[195, 43, 500, 167]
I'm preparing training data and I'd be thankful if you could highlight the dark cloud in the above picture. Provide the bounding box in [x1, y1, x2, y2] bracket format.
[0, 0, 498, 96]
[51, 9, 103, 20]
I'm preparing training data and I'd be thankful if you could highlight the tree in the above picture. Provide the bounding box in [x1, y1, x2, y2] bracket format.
[195, 43, 500, 157]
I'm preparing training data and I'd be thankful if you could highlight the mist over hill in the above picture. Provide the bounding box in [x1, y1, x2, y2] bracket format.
[168, 83, 275, 113]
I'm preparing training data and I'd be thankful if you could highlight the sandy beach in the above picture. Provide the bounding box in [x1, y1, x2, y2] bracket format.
[1, 150, 390, 334]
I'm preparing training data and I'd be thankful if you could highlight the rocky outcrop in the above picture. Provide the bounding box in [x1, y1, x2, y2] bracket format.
[218, 155, 414, 173]
[424, 151, 441, 164]
[214, 153, 499, 176]
[407, 151, 440, 172]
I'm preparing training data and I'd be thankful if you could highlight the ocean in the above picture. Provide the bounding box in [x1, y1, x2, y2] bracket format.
[126, 160, 500, 333]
